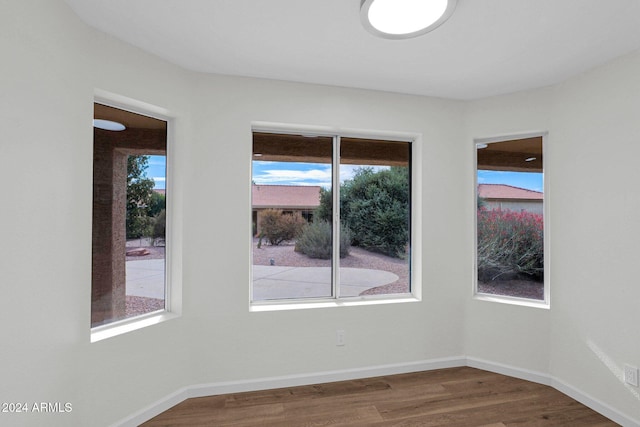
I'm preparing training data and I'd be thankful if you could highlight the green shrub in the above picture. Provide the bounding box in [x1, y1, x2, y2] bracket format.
[126, 214, 153, 239]
[341, 167, 410, 258]
[295, 221, 351, 259]
[258, 209, 306, 246]
[477, 208, 543, 281]
[316, 167, 410, 258]
[152, 209, 166, 239]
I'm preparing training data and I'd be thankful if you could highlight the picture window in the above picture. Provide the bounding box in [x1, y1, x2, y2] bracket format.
[91, 103, 168, 327]
[475, 135, 547, 303]
[251, 130, 413, 303]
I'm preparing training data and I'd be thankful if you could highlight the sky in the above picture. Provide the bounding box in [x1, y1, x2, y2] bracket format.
[150, 157, 543, 192]
[252, 161, 390, 188]
[253, 161, 543, 193]
[147, 155, 166, 190]
[477, 170, 543, 192]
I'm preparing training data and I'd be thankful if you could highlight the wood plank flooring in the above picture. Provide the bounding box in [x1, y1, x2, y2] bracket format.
[142, 367, 618, 426]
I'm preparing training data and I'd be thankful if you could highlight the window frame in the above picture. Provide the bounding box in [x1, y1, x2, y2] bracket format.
[250, 122, 422, 310]
[91, 90, 180, 342]
[472, 131, 550, 309]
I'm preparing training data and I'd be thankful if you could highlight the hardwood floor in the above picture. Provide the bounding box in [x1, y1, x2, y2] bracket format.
[142, 367, 618, 426]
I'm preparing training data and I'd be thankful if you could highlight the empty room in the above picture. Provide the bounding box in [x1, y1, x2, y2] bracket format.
[1, 0, 640, 426]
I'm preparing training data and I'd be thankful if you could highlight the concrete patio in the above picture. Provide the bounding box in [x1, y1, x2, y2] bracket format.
[125, 260, 399, 301]
[126, 259, 165, 299]
[252, 265, 398, 300]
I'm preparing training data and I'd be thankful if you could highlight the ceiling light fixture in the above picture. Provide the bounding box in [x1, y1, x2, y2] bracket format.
[93, 119, 126, 131]
[361, 0, 457, 40]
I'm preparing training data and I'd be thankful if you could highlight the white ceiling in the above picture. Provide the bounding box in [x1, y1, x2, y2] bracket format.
[64, 0, 640, 100]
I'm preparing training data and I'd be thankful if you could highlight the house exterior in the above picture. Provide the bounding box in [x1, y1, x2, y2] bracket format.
[478, 184, 543, 214]
[252, 184, 321, 235]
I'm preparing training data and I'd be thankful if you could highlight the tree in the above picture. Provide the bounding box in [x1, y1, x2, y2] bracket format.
[126, 155, 155, 239]
[316, 166, 410, 258]
[149, 191, 166, 217]
[315, 187, 333, 223]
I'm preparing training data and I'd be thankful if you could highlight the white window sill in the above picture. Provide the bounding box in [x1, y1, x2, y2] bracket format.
[473, 293, 550, 310]
[90, 311, 179, 343]
[250, 295, 420, 312]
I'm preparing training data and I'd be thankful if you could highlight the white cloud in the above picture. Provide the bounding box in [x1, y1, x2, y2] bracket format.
[253, 164, 391, 188]
[339, 165, 390, 183]
[254, 167, 331, 185]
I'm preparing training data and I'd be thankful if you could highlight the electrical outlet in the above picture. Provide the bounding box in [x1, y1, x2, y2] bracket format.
[624, 364, 639, 387]
[336, 329, 346, 346]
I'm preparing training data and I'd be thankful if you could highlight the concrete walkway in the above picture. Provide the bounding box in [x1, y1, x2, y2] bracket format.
[126, 259, 165, 299]
[252, 265, 398, 300]
[126, 259, 399, 301]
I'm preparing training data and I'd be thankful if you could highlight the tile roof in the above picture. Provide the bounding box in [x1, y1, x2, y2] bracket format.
[478, 184, 543, 200]
[252, 185, 321, 209]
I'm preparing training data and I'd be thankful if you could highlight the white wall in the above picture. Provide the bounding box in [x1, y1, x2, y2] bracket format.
[1, 1, 466, 426]
[1, 0, 639, 426]
[464, 87, 554, 374]
[464, 53, 640, 422]
[0, 1, 193, 426]
[548, 51, 640, 421]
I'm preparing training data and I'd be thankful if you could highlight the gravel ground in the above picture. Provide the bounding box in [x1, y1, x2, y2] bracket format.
[126, 295, 165, 317]
[123, 240, 543, 305]
[253, 239, 543, 299]
[478, 279, 544, 300]
[252, 239, 410, 295]
[126, 245, 165, 261]
[125, 241, 166, 316]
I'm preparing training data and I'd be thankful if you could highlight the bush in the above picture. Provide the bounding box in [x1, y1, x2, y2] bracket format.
[126, 214, 153, 239]
[295, 221, 351, 259]
[152, 209, 166, 239]
[315, 167, 410, 258]
[477, 208, 543, 281]
[341, 167, 410, 258]
[258, 209, 306, 246]
[149, 191, 166, 217]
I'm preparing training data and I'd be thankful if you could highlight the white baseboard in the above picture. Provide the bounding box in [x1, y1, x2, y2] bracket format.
[467, 357, 639, 427]
[552, 377, 639, 427]
[113, 356, 466, 427]
[113, 356, 639, 427]
[466, 357, 552, 386]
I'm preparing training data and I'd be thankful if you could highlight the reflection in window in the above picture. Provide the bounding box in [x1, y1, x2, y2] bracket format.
[92, 103, 167, 327]
[476, 136, 545, 301]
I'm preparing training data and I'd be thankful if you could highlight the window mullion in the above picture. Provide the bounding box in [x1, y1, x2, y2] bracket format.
[333, 135, 341, 299]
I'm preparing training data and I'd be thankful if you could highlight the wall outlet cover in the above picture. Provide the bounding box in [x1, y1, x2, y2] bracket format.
[624, 364, 639, 387]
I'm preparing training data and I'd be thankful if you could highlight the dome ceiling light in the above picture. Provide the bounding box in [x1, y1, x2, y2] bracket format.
[361, 0, 457, 40]
[93, 119, 126, 131]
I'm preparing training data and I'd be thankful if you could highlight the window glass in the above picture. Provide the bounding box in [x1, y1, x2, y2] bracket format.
[476, 137, 544, 301]
[338, 138, 411, 297]
[252, 133, 333, 300]
[251, 131, 412, 303]
[92, 103, 167, 327]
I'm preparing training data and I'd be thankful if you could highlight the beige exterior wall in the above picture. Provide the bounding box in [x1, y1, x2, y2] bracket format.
[484, 200, 543, 215]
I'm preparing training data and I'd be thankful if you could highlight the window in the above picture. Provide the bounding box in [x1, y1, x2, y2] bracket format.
[91, 103, 168, 328]
[251, 129, 413, 304]
[475, 134, 547, 304]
